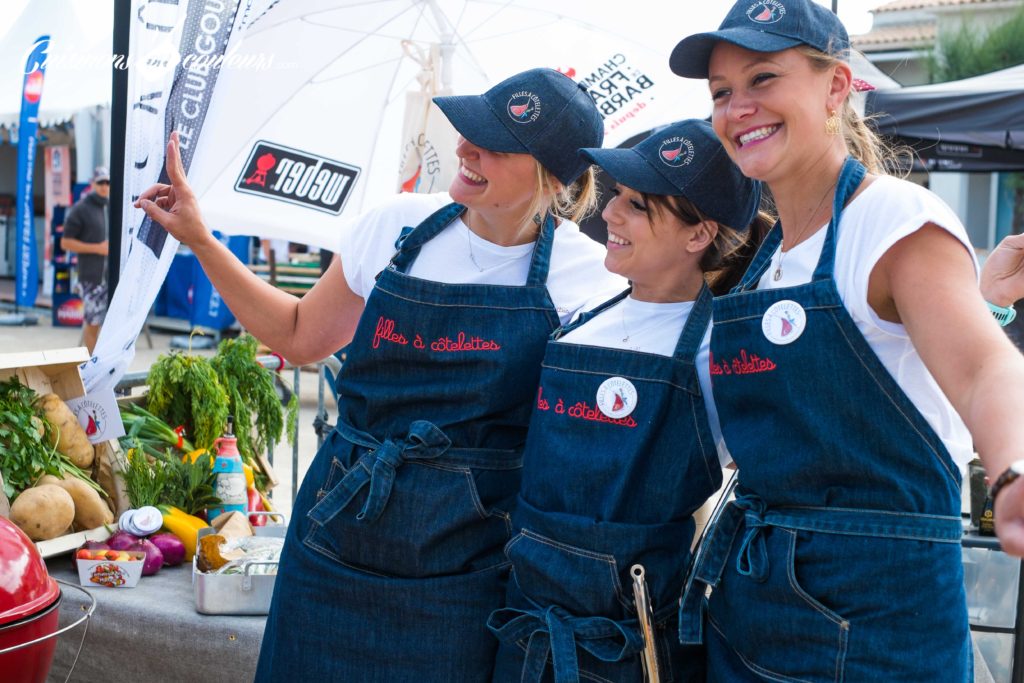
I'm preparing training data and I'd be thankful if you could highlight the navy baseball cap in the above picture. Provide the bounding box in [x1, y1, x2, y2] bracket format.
[670, 0, 850, 79]
[580, 119, 761, 230]
[433, 68, 603, 186]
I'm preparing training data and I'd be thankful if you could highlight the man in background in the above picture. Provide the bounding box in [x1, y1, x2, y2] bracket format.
[61, 166, 110, 353]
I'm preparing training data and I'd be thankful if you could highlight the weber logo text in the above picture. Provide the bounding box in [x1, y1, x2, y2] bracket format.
[235, 141, 360, 215]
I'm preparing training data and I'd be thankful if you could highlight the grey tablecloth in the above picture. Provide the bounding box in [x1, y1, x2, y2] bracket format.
[47, 562, 265, 683]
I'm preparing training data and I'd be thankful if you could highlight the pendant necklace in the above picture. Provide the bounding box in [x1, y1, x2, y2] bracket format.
[773, 178, 838, 282]
[619, 300, 667, 344]
[466, 226, 532, 272]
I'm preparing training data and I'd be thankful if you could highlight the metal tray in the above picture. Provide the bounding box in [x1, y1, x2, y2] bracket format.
[192, 514, 287, 615]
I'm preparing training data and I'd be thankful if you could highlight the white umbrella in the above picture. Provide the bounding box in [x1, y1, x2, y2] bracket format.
[183, 0, 719, 250]
[87, 0, 718, 403]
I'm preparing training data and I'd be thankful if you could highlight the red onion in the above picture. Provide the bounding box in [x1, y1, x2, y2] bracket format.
[128, 538, 164, 576]
[148, 533, 186, 567]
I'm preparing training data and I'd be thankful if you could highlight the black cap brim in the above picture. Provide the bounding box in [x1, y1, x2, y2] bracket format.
[670, 28, 803, 78]
[580, 148, 679, 197]
[433, 94, 527, 154]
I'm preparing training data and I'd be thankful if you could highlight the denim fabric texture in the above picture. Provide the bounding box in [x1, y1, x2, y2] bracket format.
[255, 203, 561, 681]
[678, 159, 972, 681]
[490, 285, 720, 683]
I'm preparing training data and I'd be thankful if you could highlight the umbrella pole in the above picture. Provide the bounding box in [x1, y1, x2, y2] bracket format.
[425, 0, 455, 90]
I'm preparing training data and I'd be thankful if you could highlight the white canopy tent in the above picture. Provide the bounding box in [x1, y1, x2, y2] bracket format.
[0, 0, 113, 176]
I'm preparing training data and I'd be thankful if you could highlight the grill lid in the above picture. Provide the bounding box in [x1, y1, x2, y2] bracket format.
[0, 516, 60, 627]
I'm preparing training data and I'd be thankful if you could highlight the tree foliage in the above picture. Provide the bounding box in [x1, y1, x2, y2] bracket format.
[926, 4, 1024, 83]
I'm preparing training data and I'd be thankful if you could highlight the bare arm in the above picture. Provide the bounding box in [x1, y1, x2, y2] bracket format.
[61, 236, 108, 256]
[137, 132, 364, 365]
[870, 224, 1024, 556]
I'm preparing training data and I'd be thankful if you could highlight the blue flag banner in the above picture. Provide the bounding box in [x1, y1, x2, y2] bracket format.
[15, 35, 49, 308]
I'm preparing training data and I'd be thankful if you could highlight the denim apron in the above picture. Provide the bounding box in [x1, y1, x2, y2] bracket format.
[678, 158, 971, 682]
[255, 203, 561, 682]
[490, 285, 720, 683]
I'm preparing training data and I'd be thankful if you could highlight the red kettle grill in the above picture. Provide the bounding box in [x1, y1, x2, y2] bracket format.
[0, 515, 64, 683]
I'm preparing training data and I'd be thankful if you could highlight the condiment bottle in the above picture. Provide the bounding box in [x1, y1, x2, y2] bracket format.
[207, 416, 248, 521]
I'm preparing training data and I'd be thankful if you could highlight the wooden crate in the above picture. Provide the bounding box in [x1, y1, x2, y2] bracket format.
[0, 347, 128, 556]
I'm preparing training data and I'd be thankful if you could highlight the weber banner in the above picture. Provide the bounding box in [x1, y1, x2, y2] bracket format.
[82, 0, 243, 407]
[14, 36, 49, 308]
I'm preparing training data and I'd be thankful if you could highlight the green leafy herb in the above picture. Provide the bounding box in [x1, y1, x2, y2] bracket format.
[211, 334, 298, 464]
[147, 351, 229, 449]
[119, 439, 170, 508]
[0, 377, 103, 500]
[160, 450, 221, 516]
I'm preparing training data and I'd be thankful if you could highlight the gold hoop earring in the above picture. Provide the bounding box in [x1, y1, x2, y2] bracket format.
[825, 109, 841, 137]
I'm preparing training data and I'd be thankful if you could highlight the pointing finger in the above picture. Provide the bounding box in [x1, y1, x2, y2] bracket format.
[165, 131, 190, 190]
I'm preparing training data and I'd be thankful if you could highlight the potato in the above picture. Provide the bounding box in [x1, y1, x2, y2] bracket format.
[38, 474, 114, 530]
[37, 393, 94, 468]
[10, 485, 75, 541]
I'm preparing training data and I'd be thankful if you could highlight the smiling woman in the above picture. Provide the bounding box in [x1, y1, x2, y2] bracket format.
[136, 67, 625, 682]
[670, 0, 1024, 681]
[486, 119, 768, 683]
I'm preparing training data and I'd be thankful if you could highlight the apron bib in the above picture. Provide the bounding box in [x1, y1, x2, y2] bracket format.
[490, 286, 720, 683]
[256, 203, 561, 682]
[678, 159, 971, 682]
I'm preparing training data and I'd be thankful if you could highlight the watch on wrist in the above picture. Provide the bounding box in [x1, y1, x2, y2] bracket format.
[990, 459, 1024, 502]
[987, 300, 1017, 327]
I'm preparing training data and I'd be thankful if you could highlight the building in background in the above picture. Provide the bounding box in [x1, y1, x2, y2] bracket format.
[853, 0, 1024, 251]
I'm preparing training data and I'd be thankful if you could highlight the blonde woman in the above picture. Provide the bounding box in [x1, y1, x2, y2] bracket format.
[669, 0, 1024, 679]
[138, 68, 624, 681]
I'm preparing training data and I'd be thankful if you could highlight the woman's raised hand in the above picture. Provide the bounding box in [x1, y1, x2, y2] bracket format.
[134, 131, 211, 248]
[981, 233, 1024, 307]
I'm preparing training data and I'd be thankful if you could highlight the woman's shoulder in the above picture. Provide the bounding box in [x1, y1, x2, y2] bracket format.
[844, 174, 964, 236]
[853, 175, 957, 217]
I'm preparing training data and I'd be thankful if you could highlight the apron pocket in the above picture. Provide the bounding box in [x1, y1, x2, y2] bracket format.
[304, 458, 513, 577]
[506, 528, 628, 617]
[707, 528, 849, 683]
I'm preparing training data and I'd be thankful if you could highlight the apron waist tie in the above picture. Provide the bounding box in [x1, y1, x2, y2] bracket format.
[317, 420, 452, 523]
[488, 604, 644, 683]
[678, 493, 963, 645]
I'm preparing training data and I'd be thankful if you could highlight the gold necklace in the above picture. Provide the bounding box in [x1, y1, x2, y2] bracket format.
[773, 179, 838, 282]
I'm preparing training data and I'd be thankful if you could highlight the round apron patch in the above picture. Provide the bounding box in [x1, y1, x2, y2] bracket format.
[596, 377, 637, 419]
[761, 300, 806, 345]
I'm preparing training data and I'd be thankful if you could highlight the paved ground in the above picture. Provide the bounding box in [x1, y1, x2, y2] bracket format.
[0, 279, 327, 517]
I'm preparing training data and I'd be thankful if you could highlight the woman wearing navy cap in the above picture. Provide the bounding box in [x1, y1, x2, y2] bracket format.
[487, 119, 768, 683]
[137, 68, 624, 681]
[670, 0, 1024, 680]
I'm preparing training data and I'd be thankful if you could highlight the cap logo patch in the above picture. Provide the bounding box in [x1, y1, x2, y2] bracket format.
[658, 137, 695, 167]
[746, 0, 785, 23]
[507, 91, 541, 124]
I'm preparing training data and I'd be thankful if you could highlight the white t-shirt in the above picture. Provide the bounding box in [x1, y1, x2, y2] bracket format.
[558, 295, 729, 467]
[757, 175, 978, 473]
[335, 192, 625, 325]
